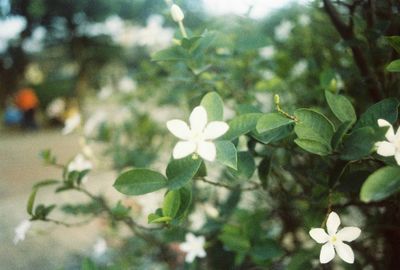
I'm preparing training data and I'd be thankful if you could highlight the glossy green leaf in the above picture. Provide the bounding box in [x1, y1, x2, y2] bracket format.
[229, 151, 256, 179]
[114, 169, 167, 195]
[250, 239, 284, 261]
[151, 46, 188, 61]
[162, 190, 181, 218]
[166, 156, 201, 190]
[215, 141, 237, 170]
[148, 214, 172, 224]
[200, 91, 224, 121]
[175, 186, 192, 219]
[340, 127, 376, 160]
[221, 113, 262, 141]
[27, 189, 38, 215]
[294, 138, 332, 156]
[354, 98, 399, 129]
[360, 166, 400, 202]
[386, 36, 400, 54]
[251, 123, 294, 144]
[386, 59, 400, 72]
[325, 91, 356, 123]
[331, 121, 353, 150]
[256, 112, 294, 134]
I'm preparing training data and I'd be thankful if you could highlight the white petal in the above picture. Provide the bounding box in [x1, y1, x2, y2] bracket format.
[337, 227, 361, 242]
[377, 119, 395, 142]
[326, 212, 341, 235]
[172, 141, 196, 159]
[335, 242, 355, 264]
[309, 228, 329, 244]
[190, 106, 208, 133]
[185, 251, 196, 263]
[167, 120, 191, 140]
[179, 242, 191, 252]
[197, 248, 206, 258]
[395, 151, 400, 166]
[203, 121, 229, 140]
[197, 141, 216, 161]
[320, 242, 335, 264]
[376, 141, 396, 157]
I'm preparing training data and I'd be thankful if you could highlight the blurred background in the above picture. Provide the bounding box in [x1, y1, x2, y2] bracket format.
[1, 0, 399, 269]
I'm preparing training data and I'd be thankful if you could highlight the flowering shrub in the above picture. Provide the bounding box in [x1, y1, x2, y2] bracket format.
[17, 1, 400, 269]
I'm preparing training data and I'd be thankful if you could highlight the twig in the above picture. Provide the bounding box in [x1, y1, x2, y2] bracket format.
[196, 177, 261, 191]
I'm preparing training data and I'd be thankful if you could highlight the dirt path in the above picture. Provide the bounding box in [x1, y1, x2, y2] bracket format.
[0, 130, 116, 270]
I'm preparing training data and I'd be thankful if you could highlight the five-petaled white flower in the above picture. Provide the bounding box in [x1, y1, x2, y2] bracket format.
[14, 219, 32, 244]
[92, 237, 108, 257]
[62, 113, 81, 135]
[375, 119, 400, 165]
[167, 106, 229, 161]
[309, 211, 361, 264]
[68, 154, 93, 173]
[179, 233, 206, 263]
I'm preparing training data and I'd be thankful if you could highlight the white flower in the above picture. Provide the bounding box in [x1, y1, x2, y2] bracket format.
[68, 154, 93, 173]
[299, 14, 311, 26]
[274, 20, 294, 41]
[62, 113, 81, 135]
[14, 219, 31, 244]
[170, 4, 184, 22]
[84, 111, 107, 136]
[375, 119, 400, 165]
[97, 86, 113, 100]
[291, 60, 308, 77]
[46, 98, 65, 118]
[92, 237, 107, 257]
[179, 233, 206, 263]
[259, 45, 275, 59]
[118, 76, 137, 94]
[167, 106, 229, 161]
[309, 211, 361, 264]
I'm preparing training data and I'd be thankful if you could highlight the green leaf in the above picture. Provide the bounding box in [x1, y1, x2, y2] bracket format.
[325, 91, 356, 123]
[331, 121, 353, 150]
[175, 186, 192, 219]
[354, 98, 399, 130]
[294, 138, 332, 156]
[148, 215, 172, 224]
[250, 239, 284, 262]
[294, 109, 334, 155]
[360, 166, 400, 202]
[200, 92, 224, 121]
[151, 46, 189, 61]
[287, 250, 315, 270]
[386, 59, 400, 72]
[386, 36, 400, 54]
[256, 113, 294, 134]
[340, 127, 376, 160]
[114, 169, 167, 196]
[162, 190, 181, 218]
[219, 225, 251, 253]
[81, 258, 98, 270]
[221, 113, 262, 141]
[33, 179, 59, 189]
[181, 36, 202, 52]
[251, 123, 294, 144]
[229, 151, 256, 179]
[319, 69, 335, 89]
[215, 141, 237, 170]
[166, 156, 201, 190]
[27, 189, 38, 215]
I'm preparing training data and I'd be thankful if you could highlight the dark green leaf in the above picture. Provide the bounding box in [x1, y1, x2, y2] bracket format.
[200, 91, 224, 121]
[114, 169, 167, 196]
[331, 121, 353, 150]
[386, 59, 400, 72]
[294, 138, 332, 156]
[340, 127, 376, 160]
[27, 189, 38, 215]
[354, 98, 399, 130]
[256, 113, 294, 134]
[386, 36, 400, 54]
[221, 113, 262, 141]
[229, 151, 256, 179]
[325, 91, 356, 123]
[215, 141, 237, 170]
[360, 166, 400, 202]
[175, 186, 192, 219]
[151, 46, 189, 61]
[258, 156, 272, 189]
[166, 156, 201, 190]
[250, 239, 284, 261]
[162, 190, 181, 218]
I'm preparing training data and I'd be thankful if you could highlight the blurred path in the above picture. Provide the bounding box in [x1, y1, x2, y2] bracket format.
[0, 130, 115, 270]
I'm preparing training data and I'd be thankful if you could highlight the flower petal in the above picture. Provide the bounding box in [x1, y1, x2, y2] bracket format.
[185, 251, 197, 263]
[326, 211, 341, 235]
[203, 121, 229, 140]
[336, 227, 361, 242]
[375, 141, 396, 157]
[377, 119, 395, 142]
[309, 228, 329, 244]
[197, 141, 216, 161]
[167, 120, 191, 140]
[190, 106, 208, 133]
[335, 242, 355, 264]
[173, 141, 196, 159]
[395, 151, 400, 166]
[320, 242, 335, 264]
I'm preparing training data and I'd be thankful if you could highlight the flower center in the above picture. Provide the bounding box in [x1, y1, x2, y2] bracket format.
[330, 235, 337, 243]
[190, 130, 204, 143]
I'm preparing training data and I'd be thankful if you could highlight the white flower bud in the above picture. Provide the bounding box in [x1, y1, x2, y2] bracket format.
[170, 4, 184, 22]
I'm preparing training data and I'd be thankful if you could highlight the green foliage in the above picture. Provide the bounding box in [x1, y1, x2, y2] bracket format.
[200, 91, 224, 121]
[114, 169, 167, 195]
[162, 190, 181, 218]
[215, 141, 238, 170]
[166, 156, 201, 189]
[354, 98, 399, 129]
[360, 166, 400, 202]
[256, 113, 294, 134]
[221, 113, 262, 141]
[325, 91, 356, 124]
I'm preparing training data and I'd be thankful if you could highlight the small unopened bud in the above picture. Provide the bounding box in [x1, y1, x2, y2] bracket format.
[274, 94, 280, 104]
[170, 4, 184, 22]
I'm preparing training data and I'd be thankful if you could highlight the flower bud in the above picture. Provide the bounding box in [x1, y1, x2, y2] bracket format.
[274, 94, 280, 104]
[170, 4, 184, 22]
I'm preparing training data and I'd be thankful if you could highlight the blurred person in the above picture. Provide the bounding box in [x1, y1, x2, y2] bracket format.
[3, 97, 23, 127]
[46, 97, 66, 126]
[15, 87, 39, 130]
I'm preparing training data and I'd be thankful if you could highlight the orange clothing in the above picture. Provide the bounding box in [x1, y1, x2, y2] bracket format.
[15, 88, 39, 111]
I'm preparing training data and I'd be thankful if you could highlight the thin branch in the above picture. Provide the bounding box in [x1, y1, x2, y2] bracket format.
[42, 217, 93, 227]
[196, 177, 261, 191]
